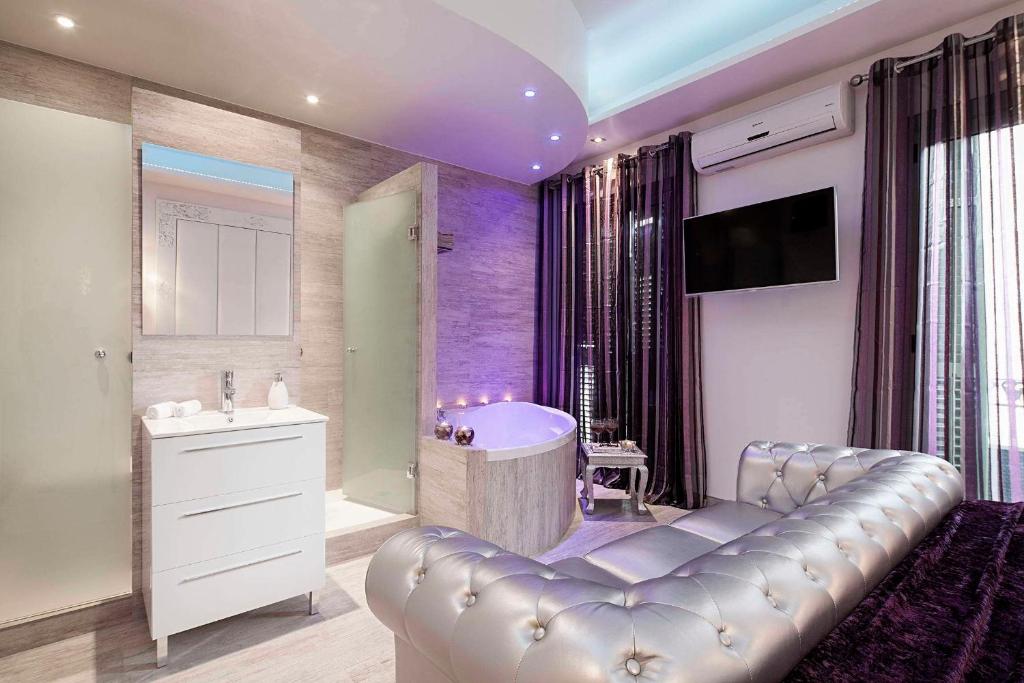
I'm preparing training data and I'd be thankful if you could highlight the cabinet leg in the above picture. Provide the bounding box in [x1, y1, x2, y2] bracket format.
[156, 637, 168, 668]
[308, 590, 319, 615]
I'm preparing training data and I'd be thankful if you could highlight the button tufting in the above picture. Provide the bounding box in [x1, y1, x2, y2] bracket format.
[775, 470, 783, 478]
[625, 658, 642, 676]
[817, 474, 826, 482]
[466, 594, 476, 607]
[533, 627, 546, 641]
[719, 632, 732, 647]
[767, 594, 778, 608]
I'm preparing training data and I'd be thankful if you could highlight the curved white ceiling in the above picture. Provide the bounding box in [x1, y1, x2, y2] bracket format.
[434, 0, 588, 103]
[0, 0, 1014, 182]
[0, 0, 588, 184]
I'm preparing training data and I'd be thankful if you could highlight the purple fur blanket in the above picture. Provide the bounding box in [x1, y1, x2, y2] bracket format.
[786, 500, 1024, 682]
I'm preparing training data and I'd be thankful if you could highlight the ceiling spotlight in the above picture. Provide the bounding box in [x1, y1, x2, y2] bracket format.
[305, 94, 320, 105]
[55, 15, 75, 29]
[590, 136, 606, 143]
[524, 88, 537, 98]
[549, 134, 561, 141]
[531, 163, 542, 171]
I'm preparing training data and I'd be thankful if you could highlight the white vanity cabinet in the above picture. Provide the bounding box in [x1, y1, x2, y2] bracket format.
[141, 407, 327, 667]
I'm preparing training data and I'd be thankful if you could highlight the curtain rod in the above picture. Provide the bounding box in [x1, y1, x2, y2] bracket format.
[849, 30, 996, 87]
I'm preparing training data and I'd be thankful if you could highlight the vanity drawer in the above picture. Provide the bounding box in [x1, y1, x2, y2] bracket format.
[151, 478, 324, 572]
[151, 422, 325, 505]
[150, 534, 324, 639]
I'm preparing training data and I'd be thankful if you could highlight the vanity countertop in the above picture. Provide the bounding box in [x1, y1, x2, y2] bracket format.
[142, 406, 328, 439]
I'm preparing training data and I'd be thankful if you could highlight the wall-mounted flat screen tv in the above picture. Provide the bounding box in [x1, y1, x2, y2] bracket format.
[683, 187, 837, 295]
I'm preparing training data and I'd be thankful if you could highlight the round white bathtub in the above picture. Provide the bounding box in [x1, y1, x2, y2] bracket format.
[451, 401, 577, 461]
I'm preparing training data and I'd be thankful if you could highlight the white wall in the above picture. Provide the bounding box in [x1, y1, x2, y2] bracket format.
[577, 1, 1024, 499]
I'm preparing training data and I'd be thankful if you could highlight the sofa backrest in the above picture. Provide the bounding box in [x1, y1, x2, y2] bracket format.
[367, 445, 965, 682]
[737, 441, 901, 514]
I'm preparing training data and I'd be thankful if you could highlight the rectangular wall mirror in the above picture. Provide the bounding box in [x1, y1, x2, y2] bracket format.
[142, 143, 294, 336]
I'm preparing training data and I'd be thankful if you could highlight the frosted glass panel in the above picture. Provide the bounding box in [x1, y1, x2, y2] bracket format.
[0, 98, 132, 625]
[342, 190, 418, 513]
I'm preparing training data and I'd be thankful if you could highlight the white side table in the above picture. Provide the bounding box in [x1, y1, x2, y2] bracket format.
[582, 442, 648, 513]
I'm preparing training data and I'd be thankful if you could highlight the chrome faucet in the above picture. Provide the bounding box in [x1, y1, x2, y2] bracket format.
[221, 370, 236, 418]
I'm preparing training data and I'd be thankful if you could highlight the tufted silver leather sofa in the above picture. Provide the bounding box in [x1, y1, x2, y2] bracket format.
[366, 442, 964, 682]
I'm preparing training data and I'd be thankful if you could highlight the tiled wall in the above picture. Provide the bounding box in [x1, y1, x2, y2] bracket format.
[0, 40, 537, 642]
[436, 170, 537, 408]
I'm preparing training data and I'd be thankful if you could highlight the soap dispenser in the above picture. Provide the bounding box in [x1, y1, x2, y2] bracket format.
[268, 371, 290, 410]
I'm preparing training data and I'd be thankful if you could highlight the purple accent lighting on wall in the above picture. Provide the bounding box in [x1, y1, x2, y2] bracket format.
[435, 169, 536, 409]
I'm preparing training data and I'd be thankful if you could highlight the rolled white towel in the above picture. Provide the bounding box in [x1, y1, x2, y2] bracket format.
[173, 400, 202, 418]
[146, 401, 178, 420]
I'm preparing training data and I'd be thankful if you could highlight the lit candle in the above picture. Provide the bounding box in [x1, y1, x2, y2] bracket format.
[456, 398, 467, 408]
[503, 394, 512, 402]
[480, 396, 489, 405]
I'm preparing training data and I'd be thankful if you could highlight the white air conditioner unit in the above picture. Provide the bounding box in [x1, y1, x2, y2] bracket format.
[691, 83, 854, 174]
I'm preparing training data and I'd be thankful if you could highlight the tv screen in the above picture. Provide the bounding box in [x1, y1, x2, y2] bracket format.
[683, 187, 837, 295]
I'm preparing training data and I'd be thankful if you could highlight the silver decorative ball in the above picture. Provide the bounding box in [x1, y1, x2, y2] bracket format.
[434, 420, 454, 440]
[454, 425, 475, 446]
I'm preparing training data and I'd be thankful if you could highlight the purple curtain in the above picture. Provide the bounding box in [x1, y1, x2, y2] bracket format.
[535, 175, 581, 417]
[536, 134, 706, 508]
[850, 14, 1024, 502]
[619, 135, 706, 507]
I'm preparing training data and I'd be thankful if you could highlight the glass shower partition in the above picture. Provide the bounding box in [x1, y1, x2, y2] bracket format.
[341, 189, 419, 514]
[0, 98, 132, 626]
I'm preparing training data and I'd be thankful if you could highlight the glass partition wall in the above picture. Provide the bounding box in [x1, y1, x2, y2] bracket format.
[329, 173, 425, 535]
[0, 98, 132, 625]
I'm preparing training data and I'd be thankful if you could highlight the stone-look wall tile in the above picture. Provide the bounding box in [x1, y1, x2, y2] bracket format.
[0, 42, 131, 123]
[436, 167, 537, 406]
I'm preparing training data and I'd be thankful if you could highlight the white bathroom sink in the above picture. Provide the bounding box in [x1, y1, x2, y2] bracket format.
[142, 406, 328, 438]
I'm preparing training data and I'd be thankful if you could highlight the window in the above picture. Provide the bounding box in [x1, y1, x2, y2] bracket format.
[921, 124, 1024, 500]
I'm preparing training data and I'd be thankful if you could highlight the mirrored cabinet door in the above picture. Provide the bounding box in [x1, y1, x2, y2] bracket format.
[218, 226, 257, 335]
[174, 219, 219, 335]
[256, 230, 293, 336]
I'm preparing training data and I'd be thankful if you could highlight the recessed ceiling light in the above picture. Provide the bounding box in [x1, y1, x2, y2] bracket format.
[305, 94, 320, 105]
[524, 88, 537, 98]
[55, 15, 75, 29]
[590, 136, 606, 143]
[531, 163, 542, 171]
[549, 134, 561, 142]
